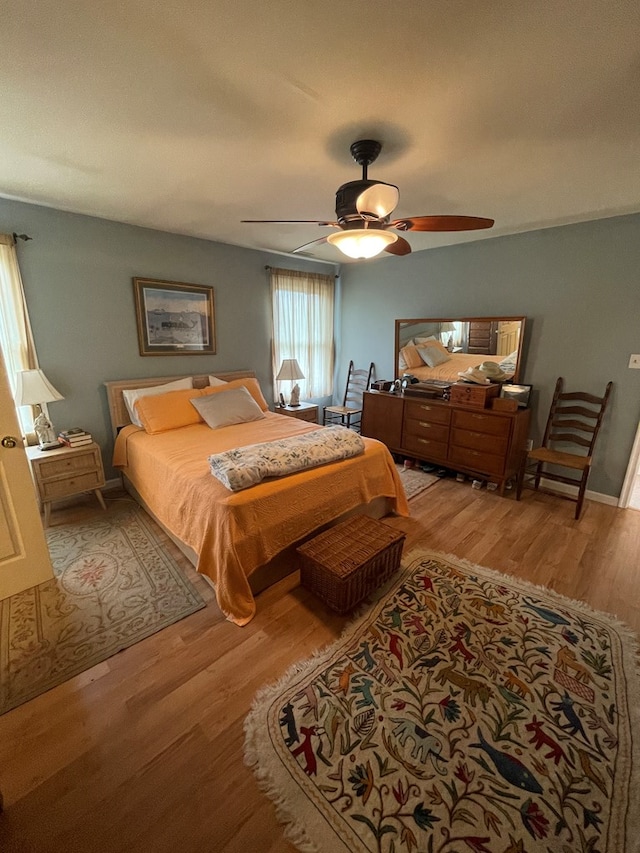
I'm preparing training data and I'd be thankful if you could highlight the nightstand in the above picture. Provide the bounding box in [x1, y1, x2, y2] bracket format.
[26, 443, 107, 527]
[275, 402, 318, 423]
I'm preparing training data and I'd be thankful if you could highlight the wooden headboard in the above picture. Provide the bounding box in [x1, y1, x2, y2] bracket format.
[104, 370, 257, 437]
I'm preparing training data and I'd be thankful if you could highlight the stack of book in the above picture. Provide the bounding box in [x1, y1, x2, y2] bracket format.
[58, 428, 93, 447]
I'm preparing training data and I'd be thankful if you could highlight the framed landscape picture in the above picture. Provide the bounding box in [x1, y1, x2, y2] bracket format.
[499, 383, 532, 408]
[133, 278, 216, 356]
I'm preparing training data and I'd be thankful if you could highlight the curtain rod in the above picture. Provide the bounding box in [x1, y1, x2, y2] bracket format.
[13, 233, 33, 242]
[264, 265, 338, 278]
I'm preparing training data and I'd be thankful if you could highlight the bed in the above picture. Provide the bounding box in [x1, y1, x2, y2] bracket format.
[399, 342, 518, 383]
[105, 371, 409, 626]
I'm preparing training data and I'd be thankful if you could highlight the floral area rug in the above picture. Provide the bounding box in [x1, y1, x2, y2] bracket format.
[0, 503, 205, 715]
[245, 551, 640, 853]
[395, 464, 439, 500]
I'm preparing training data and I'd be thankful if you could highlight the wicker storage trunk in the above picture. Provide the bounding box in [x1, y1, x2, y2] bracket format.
[297, 515, 406, 613]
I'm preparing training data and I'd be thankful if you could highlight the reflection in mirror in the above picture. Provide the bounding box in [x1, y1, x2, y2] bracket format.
[395, 317, 525, 382]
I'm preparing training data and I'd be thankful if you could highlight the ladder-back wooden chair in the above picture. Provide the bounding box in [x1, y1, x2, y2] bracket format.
[323, 361, 374, 432]
[516, 377, 613, 519]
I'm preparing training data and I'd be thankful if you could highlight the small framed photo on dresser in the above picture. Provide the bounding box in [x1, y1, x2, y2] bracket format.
[499, 383, 532, 408]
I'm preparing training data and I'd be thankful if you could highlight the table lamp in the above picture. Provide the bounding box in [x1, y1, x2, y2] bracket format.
[14, 369, 64, 450]
[440, 322, 456, 351]
[276, 358, 305, 407]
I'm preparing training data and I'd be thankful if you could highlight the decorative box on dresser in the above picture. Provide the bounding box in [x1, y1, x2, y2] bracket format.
[362, 391, 530, 495]
[26, 442, 107, 526]
[274, 401, 318, 422]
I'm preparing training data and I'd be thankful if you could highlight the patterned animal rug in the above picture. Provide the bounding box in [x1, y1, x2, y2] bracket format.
[245, 551, 640, 853]
[395, 464, 439, 500]
[0, 503, 205, 715]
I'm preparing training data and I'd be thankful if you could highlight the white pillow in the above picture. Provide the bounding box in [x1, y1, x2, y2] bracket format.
[191, 386, 265, 430]
[123, 377, 193, 427]
[413, 335, 437, 344]
[208, 375, 228, 387]
[417, 346, 451, 368]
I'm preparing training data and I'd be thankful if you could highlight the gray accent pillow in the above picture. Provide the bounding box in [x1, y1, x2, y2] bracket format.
[191, 386, 265, 429]
[417, 346, 451, 368]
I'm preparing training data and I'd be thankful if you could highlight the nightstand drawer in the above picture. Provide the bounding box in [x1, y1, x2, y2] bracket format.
[41, 470, 104, 500]
[293, 408, 317, 422]
[38, 449, 99, 479]
[275, 403, 318, 422]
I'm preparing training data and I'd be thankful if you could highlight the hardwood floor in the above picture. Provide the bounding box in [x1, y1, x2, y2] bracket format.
[1, 484, 639, 852]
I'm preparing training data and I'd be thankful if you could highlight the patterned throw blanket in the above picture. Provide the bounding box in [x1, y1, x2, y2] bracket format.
[208, 425, 365, 491]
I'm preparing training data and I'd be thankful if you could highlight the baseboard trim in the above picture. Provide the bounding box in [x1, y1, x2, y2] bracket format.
[539, 477, 619, 507]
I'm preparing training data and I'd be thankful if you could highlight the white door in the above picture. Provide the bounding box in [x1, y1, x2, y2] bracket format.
[0, 347, 54, 599]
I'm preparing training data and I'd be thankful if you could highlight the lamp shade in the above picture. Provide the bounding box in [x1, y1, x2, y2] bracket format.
[440, 322, 456, 333]
[276, 358, 305, 381]
[327, 229, 397, 260]
[14, 369, 64, 406]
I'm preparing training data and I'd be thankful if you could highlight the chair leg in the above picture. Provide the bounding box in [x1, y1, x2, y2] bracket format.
[575, 469, 590, 520]
[515, 454, 527, 501]
[533, 461, 544, 491]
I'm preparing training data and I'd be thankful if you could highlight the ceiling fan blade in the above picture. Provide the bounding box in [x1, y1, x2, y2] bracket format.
[390, 215, 494, 232]
[356, 183, 399, 219]
[384, 235, 412, 256]
[292, 236, 330, 254]
[242, 219, 339, 226]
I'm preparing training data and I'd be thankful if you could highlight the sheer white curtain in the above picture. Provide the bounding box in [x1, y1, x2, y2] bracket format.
[0, 234, 39, 434]
[270, 267, 335, 401]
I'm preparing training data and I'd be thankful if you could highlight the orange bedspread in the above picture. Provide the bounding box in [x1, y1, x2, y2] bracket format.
[113, 413, 409, 625]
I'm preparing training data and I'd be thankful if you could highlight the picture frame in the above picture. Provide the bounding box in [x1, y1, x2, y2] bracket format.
[133, 278, 215, 356]
[499, 382, 532, 408]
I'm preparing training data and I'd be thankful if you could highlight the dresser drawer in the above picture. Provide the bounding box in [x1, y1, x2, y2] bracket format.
[404, 417, 449, 445]
[403, 433, 449, 463]
[452, 409, 511, 437]
[38, 449, 99, 479]
[448, 445, 505, 477]
[41, 470, 104, 500]
[404, 399, 451, 426]
[451, 428, 508, 457]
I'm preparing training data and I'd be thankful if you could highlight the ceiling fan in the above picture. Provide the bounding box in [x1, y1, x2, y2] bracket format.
[242, 139, 494, 259]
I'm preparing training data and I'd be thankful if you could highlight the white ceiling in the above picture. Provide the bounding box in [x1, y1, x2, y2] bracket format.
[2, 0, 640, 263]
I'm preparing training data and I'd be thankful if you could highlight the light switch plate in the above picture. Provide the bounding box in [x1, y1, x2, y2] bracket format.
[629, 354, 640, 369]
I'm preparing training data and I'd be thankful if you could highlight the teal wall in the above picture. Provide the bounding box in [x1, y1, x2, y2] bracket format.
[1, 195, 638, 496]
[339, 213, 640, 497]
[0, 198, 334, 477]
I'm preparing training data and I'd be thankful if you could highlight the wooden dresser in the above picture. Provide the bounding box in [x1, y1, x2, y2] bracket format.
[362, 391, 530, 494]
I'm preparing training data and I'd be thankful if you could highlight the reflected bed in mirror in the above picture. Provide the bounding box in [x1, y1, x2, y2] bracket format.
[395, 317, 526, 382]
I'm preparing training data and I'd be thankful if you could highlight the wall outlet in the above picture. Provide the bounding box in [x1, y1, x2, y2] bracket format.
[629, 354, 640, 369]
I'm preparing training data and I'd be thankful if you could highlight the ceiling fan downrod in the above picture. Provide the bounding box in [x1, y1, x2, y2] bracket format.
[349, 139, 382, 181]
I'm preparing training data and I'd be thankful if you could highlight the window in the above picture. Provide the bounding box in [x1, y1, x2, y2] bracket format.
[270, 267, 334, 401]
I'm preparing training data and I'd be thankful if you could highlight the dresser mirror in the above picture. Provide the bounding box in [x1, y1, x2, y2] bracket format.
[394, 316, 526, 382]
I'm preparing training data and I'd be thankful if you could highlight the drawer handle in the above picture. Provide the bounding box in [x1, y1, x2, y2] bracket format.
[471, 414, 488, 420]
[419, 405, 432, 411]
[418, 421, 432, 429]
[418, 438, 431, 445]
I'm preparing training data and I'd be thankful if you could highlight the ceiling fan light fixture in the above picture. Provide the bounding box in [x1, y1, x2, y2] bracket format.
[355, 183, 399, 219]
[327, 229, 398, 259]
